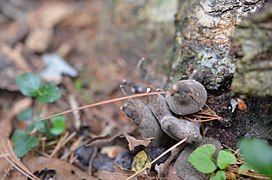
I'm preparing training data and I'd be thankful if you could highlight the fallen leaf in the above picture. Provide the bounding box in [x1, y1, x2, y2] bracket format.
[27, 2, 74, 28]
[86, 134, 119, 147]
[0, 49, 28, 91]
[124, 134, 151, 151]
[94, 164, 135, 180]
[131, 150, 150, 172]
[25, 27, 53, 53]
[22, 156, 94, 180]
[101, 146, 125, 158]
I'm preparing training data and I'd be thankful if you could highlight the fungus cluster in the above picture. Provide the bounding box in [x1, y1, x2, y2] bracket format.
[122, 78, 207, 146]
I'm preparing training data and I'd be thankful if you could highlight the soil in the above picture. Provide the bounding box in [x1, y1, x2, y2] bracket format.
[205, 91, 272, 149]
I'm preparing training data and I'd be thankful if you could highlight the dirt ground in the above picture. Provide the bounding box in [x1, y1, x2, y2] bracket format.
[0, 0, 271, 179]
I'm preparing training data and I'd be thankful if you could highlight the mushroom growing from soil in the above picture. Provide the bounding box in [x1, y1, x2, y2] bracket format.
[121, 77, 207, 145]
[121, 85, 171, 147]
[148, 93, 202, 144]
[166, 80, 207, 115]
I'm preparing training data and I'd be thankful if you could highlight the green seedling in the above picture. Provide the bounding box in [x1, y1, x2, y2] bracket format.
[188, 144, 236, 180]
[12, 73, 65, 157]
[16, 73, 60, 103]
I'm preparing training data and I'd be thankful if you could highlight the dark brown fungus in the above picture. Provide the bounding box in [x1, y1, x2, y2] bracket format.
[121, 86, 170, 147]
[160, 117, 202, 143]
[166, 80, 207, 115]
[149, 94, 202, 144]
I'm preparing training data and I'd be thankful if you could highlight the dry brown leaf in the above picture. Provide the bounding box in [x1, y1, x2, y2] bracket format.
[1, 44, 30, 71]
[23, 156, 94, 180]
[25, 27, 53, 53]
[86, 134, 120, 147]
[27, 2, 74, 28]
[101, 146, 125, 159]
[124, 134, 151, 151]
[94, 165, 135, 180]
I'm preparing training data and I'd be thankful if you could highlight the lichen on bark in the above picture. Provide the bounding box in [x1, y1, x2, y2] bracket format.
[170, 0, 265, 90]
[231, 2, 272, 96]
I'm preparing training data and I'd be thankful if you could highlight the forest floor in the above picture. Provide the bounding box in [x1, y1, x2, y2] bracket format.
[0, 0, 271, 180]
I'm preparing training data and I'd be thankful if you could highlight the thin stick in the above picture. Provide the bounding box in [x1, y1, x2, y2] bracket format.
[0, 140, 38, 180]
[50, 132, 76, 158]
[126, 138, 187, 180]
[3, 155, 35, 180]
[6, 140, 39, 180]
[37, 91, 173, 122]
[0, 153, 9, 158]
[184, 117, 220, 122]
[229, 168, 270, 180]
[188, 93, 223, 120]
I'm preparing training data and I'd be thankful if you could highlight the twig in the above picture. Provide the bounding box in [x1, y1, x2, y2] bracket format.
[229, 167, 271, 180]
[184, 117, 220, 122]
[37, 91, 174, 122]
[88, 147, 98, 176]
[126, 138, 187, 180]
[50, 132, 76, 158]
[0, 153, 9, 158]
[188, 93, 223, 120]
[0, 139, 39, 180]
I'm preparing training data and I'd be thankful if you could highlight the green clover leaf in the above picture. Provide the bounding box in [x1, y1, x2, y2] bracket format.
[188, 144, 217, 173]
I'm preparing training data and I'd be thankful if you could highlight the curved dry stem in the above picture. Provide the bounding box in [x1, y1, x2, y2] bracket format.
[37, 91, 174, 122]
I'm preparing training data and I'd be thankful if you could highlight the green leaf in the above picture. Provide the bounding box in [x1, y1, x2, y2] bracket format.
[26, 121, 48, 133]
[210, 170, 226, 180]
[12, 133, 39, 157]
[188, 144, 217, 173]
[16, 73, 42, 97]
[17, 108, 33, 121]
[26, 122, 35, 133]
[35, 121, 48, 133]
[238, 163, 255, 173]
[12, 129, 27, 142]
[50, 116, 65, 136]
[37, 84, 61, 103]
[217, 149, 236, 169]
[239, 138, 272, 177]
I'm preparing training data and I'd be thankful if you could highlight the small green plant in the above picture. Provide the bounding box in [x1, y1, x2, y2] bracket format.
[16, 73, 61, 103]
[188, 144, 237, 180]
[12, 73, 65, 157]
[188, 141, 272, 179]
[239, 138, 272, 178]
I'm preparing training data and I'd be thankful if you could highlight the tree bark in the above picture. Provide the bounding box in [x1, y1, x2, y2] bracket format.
[170, 0, 268, 93]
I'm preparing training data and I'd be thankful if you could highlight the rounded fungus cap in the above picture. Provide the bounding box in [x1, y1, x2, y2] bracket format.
[166, 80, 207, 115]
